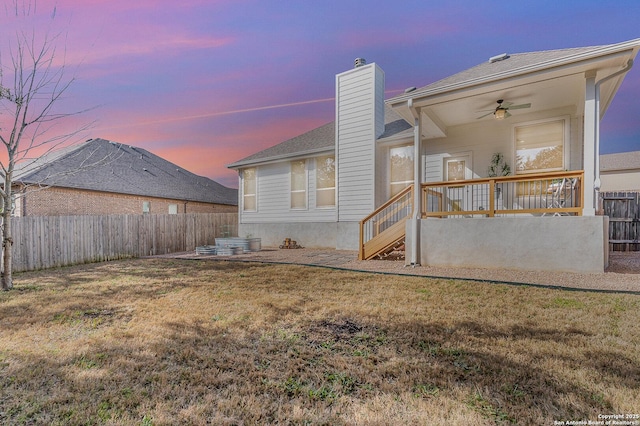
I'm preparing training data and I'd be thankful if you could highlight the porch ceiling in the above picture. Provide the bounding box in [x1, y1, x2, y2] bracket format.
[391, 48, 636, 138]
[421, 72, 584, 128]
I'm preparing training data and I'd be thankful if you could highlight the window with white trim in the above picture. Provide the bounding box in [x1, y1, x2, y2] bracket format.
[290, 160, 307, 209]
[390, 145, 414, 196]
[243, 168, 257, 211]
[515, 119, 565, 174]
[316, 155, 335, 207]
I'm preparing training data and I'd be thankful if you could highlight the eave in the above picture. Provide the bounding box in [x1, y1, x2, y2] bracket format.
[389, 39, 640, 133]
[227, 146, 335, 170]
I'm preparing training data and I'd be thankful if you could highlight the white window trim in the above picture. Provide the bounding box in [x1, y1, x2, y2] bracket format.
[388, 143, 415, 197]
[315, 155, 336, 209]
[242, 168, 258, 212]
[290, 160, 308, 210]
[442, 152, 473, 181]
[512, 116, 569, 175]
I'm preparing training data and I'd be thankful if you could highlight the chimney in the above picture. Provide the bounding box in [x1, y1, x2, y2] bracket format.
[354, 57, 367, 68]
[335, 59, 385, 227]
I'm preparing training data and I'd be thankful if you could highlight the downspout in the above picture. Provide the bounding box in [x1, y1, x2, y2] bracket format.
[409, 100, 421, 266]
[593, 59, 634, 206]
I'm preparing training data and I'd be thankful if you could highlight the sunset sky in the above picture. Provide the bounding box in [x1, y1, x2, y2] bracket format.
[2, 1, 639, 188]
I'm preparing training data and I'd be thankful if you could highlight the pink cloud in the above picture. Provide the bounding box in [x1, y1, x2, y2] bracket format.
[0, 1, 235, 70]
[71, 34, 234, 68]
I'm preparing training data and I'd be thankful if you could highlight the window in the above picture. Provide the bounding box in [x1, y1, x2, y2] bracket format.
[291, 160, 307, 209]
[316, 155, 335, 207]
[142, 201, 150, 214]
[515, 119, 565, 174]
[243, 168, 257, 211]
[446, 160, 466, 182]
[168, 204, 178, 214]
[390, 145, 414, 196]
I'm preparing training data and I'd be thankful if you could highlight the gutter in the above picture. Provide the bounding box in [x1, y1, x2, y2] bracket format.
[226, 146, 335, 170]
[593, 59, 634, 194]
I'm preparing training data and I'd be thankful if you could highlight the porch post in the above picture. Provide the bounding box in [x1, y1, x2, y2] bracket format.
[582, 70, 597, 216]
[409, 105, 421, 266]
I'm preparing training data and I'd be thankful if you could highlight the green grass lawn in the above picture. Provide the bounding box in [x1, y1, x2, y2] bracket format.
[1, 259, 638, 425]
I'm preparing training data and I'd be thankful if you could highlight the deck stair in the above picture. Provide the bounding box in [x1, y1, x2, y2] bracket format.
[359, 185, 413, 260]
[374, 239, 405, 260]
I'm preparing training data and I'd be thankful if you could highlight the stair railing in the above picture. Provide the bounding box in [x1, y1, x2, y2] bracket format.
[359, 185, 414, 260]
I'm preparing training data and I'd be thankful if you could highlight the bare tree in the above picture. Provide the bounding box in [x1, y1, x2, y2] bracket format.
[0, 3, 91, 290]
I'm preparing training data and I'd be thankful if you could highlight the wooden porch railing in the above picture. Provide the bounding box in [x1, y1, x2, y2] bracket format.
[357, 170, 584, 261]
[359, 185, 413, 260]
[421, 170, 584, 218]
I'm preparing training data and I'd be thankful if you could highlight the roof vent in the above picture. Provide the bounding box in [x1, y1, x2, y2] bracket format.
[404, 86, 417, 94]
[354, 58, 367, 68]
[489, 53, 509, 63]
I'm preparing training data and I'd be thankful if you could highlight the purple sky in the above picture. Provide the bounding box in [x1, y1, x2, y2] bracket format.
[2, 1, 640, 188]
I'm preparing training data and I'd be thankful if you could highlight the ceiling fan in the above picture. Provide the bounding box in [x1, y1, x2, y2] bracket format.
[477, 99, 531, 120]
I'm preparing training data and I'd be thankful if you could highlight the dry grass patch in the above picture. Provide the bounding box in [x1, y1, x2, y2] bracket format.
[0, 259, 639, 425]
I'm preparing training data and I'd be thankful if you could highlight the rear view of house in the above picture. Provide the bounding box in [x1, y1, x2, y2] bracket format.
[229, 39, 640, 273]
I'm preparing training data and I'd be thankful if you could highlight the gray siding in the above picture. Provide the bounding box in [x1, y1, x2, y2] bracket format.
[336, 63, 385, 222]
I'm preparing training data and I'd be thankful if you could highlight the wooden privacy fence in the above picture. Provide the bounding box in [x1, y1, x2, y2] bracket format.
[601, 192, 639, 251]
[10, 213, 238, 272]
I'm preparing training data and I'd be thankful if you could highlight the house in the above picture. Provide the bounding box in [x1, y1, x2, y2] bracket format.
[228, 39, 640, 274]
[14, 138, 238, 216]
[600, 150, 640, 191]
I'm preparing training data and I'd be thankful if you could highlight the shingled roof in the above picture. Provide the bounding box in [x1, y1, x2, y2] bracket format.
[388, 44, 621, 104]
[600, 150, 640, 172]
[230, 41, 640, 170]
[227, 105, 411, 168]
[15, 138, 238, 206]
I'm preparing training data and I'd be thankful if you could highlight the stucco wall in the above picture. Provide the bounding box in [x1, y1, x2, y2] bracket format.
[17, 186, 237, 216]
[238, 222, 339, 249]
[406, 216, 608, 274]
[600, 170, 640, 192]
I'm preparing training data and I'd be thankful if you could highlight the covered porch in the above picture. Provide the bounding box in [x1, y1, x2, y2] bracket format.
[360, 40, 640, 273]
[359, 170, 608, 273]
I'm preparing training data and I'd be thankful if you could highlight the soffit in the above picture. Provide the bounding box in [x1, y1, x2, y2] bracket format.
[391, 44, 639, 134]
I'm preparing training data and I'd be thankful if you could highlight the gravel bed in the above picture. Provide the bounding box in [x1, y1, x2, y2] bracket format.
[167, 249, 640, 293]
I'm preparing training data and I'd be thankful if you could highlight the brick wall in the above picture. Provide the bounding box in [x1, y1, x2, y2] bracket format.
[16, 186, 237, 216]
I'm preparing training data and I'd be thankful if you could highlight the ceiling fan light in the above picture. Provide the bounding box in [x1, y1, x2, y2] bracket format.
[494, 108, 507, 120]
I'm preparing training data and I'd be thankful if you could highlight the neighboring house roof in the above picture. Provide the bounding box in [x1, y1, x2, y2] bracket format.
[15, 138, 238, 206]
[227, 105, 412, 169]
[600, 150, 640, 172]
